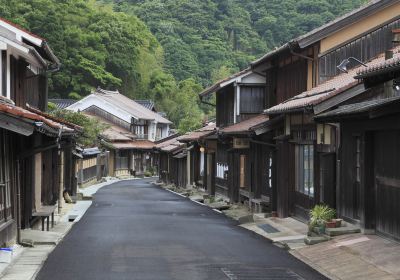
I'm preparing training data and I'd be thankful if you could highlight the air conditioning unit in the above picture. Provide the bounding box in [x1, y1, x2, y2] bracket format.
[233, 138, 250, 149]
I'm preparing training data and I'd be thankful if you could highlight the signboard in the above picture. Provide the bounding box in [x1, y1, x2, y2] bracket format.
[233, 138, 250, 149]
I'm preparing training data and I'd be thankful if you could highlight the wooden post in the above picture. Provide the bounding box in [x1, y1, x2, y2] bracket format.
[186, 150, 191, 188]
[58, 151, 64, 214]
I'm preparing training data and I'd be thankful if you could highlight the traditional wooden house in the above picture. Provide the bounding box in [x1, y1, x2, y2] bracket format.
[314, 49, 400, 240]
[199, 69, 274, 207]
[217, 115, 275, 212]
[155, 134, 187, 187]
[0, 18, 79, 245]
[67, 88, 172, 177]
[177, 123, 216, 189]
[250, 0, 400, 220]
[76, 147, 104, 187]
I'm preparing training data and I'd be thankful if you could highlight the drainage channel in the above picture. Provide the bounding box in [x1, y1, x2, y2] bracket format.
[221, 267, 305, 280]
[68, 215, 78, 222]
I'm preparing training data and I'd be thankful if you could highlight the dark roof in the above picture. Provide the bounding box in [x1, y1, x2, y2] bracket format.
[251, 0, 398, 68]
[49, 99, 77, 109]
[199, 68, 252, 97]
[135, 100, 155, 111]
[0, 17, 60, 67]
[315, 96, 400, 121]
[220, 114, 269, 135]
[177, 123, 216, 142]
[156, 137, 185, 153]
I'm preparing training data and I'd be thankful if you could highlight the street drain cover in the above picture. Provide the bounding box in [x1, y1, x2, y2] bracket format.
[94, 202, 113, 207]
[257, 224, 280, 233]
[221, 267, 304, 280]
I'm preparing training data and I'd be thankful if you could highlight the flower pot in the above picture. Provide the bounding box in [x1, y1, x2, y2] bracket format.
[325, 220, 336, 228]
[333, 218, 343, 227]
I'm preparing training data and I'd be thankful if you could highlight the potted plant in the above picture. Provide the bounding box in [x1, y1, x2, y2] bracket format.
[309, 205, 336, 234]
[332, 218, 343, 227]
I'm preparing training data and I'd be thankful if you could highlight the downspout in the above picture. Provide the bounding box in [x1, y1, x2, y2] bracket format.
[57, 126, 63, 214]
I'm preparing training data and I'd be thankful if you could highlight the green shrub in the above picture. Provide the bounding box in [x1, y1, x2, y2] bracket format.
[310, 205, 336, 227]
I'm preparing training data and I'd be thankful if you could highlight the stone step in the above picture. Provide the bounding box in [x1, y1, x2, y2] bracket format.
[325, 225, 361, 237]
[304, 235, 330, 245]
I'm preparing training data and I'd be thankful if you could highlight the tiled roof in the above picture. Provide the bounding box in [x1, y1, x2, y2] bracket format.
[94, 88, 171, 124]
[356, 55, 400, 78]
[220, 114, 269, 134]
[135, 100, 155, 111]
[67, 88, 172, 124]
[112, 140, 155, 150]
[27, 105, 82, 131]
[266, 47, 400, 115]
[49, 99, 77, 109]
[0, 97, 74, 134]
[84, 113, 135, 142]
[315, 95, 400, 121]
[155, 135, 185, 153]
[177, 123, 216, 142]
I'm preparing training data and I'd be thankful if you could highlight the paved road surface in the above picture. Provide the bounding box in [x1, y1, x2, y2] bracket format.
[36, 179, 326, 280]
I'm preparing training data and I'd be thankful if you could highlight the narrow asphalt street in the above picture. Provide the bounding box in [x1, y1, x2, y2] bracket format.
[36, 179, 326, 280]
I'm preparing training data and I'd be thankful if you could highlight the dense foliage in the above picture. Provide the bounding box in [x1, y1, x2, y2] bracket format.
[102, 0, 367, 86]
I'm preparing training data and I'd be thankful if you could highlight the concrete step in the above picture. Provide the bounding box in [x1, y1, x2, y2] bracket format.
[325, 225, 361, 237]
[304, 235, 330, 245]
[21, 229, 63, 246]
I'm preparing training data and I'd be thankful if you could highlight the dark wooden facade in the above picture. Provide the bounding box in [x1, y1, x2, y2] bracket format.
[157, 150, 187, 188]
[216, 85, 235, 128]
[0, 128, 18, 246]
[0, 19, 80, 246]
[251, 5, 400, 221]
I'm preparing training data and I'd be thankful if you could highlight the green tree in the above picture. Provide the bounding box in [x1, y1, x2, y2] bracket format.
[50, 109, 108, 147]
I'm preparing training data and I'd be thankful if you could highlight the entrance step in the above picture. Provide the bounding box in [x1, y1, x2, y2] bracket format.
[325, 224, 361, 237]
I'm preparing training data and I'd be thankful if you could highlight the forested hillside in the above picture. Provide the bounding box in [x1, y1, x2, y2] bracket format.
[0, 0, 205, 132]
[101, 0, 367, 86]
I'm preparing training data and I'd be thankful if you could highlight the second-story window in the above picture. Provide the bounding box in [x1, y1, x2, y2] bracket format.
[240, 86, 265, 114]
[156, 127, 162, 139]
[134, 124, 148, 139]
